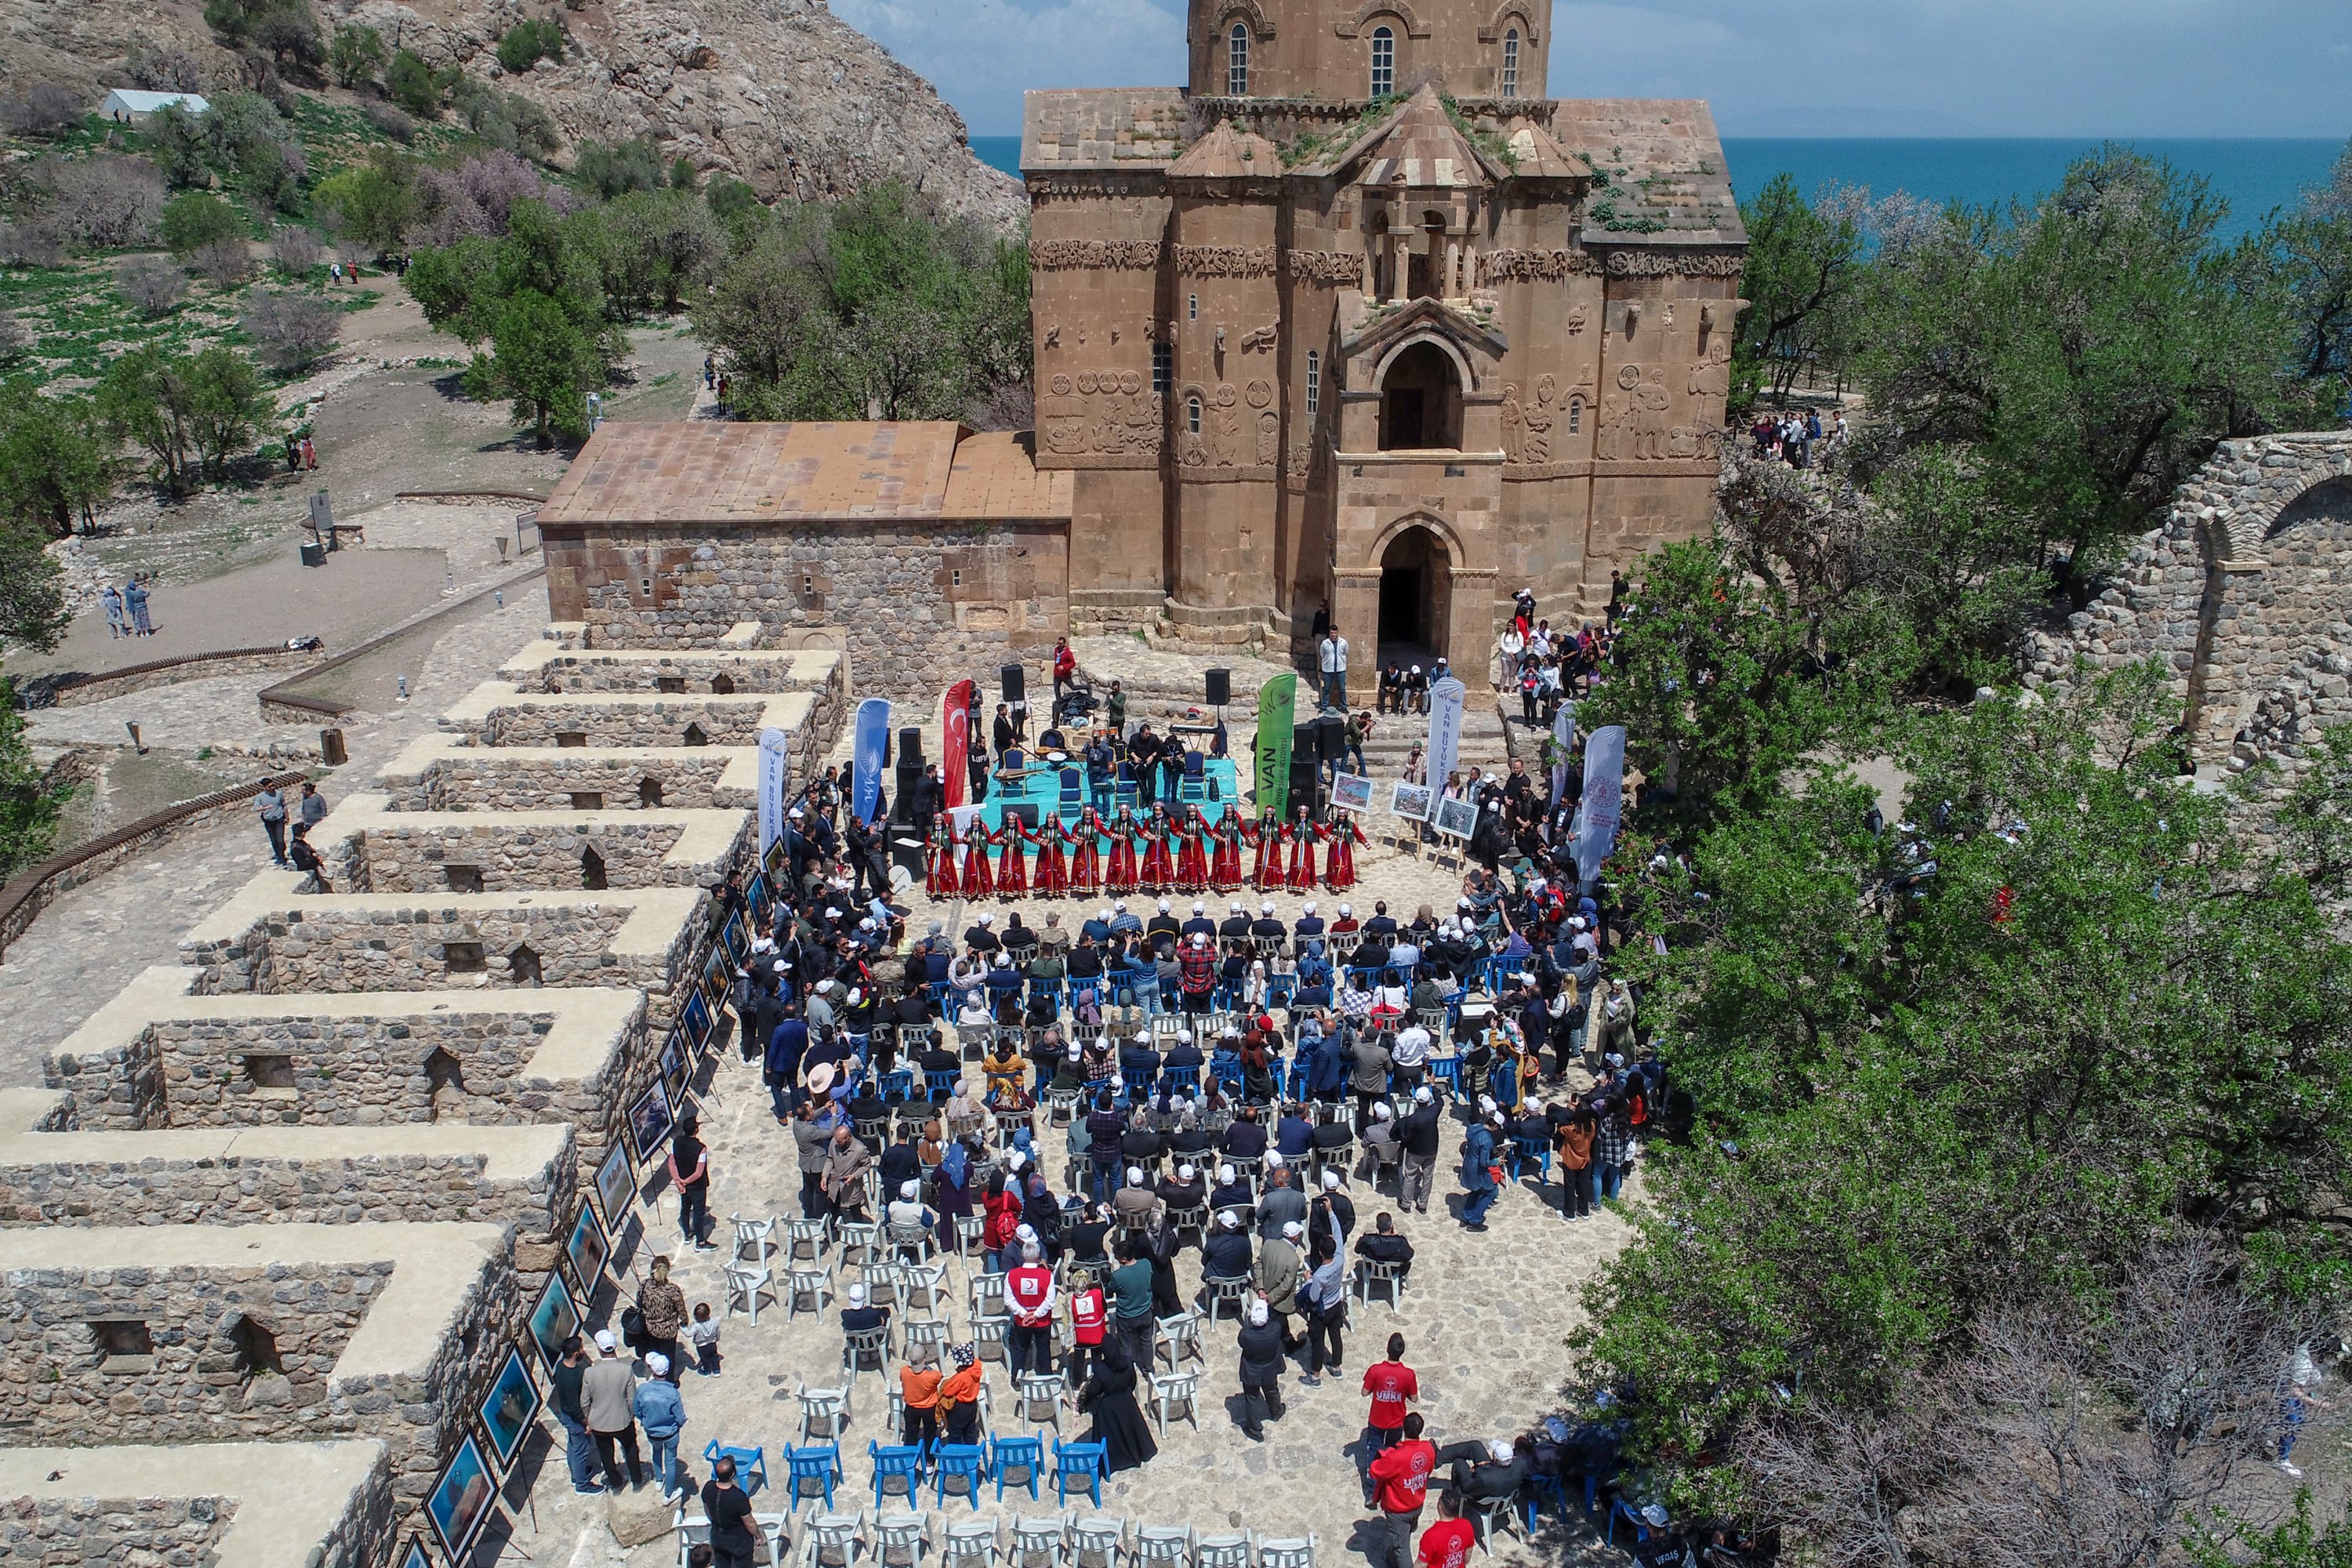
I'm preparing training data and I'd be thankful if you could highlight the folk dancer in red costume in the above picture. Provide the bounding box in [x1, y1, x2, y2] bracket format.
[926, 817, 959, 899]
[1323, 810, 1367, 891]
[1138, 804, 1177, 895]
[1174, 807, 1212, 894]
[1286, 807, 1319, 892]
[1250, 808, 1286, 895]
[1067, 809, 1105, 897]
[962, 819, 997, 901]
[1105, 807, 1142, 896]
[1034, 811, 1071, 898]
[1208, 806, 1245, 893]
[996, 815, 1032, 898]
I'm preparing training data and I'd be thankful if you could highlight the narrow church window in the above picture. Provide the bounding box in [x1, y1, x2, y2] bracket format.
[1188, 396, 1203, 436]
[1370, 27, 1394, 97]
[1567, 395, 1583, 433]
[1229, 23, 1250, 95]
[1501, 30, 1519, 97]
[1305, 351, 1320, 418]
[1188, 294, 1198, 322]
[1152, 343, 1172, 394]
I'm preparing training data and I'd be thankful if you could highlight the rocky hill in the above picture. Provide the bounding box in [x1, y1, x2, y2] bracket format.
[0, 0, 1023, 228]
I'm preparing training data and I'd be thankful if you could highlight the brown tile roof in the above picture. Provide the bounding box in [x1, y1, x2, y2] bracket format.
[1168, 118, 1284, 179]
[538, 423, 1069, 527]
[1548, 99, 1744, 245]
[941, 430, 1074, 520]
[1021, 88, 1189, 170]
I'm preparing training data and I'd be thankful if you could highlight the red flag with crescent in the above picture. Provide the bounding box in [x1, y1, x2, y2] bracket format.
[943, 680, 974, 811]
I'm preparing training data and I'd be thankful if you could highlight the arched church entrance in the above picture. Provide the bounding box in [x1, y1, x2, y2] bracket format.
[1380, 341, 1461, 451]
[1377, 524, 1452, 669]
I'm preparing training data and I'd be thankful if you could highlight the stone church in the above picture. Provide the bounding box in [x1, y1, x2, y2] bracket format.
[539, 0, 1743, 692]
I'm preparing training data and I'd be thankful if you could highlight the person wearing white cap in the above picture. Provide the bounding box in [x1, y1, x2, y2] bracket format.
[582, 1327, 648, 1490]
[1236, 1295, 1289, 1440]
[1256, 1162, 1306, 1242]
[1356, 1099, 1399, 1183]
[1203, 1207, 1254, 1279]
[633, 1353, 685, 1496]
[1458, 1106, 1503, 1232]
[1254, 1215, 1306, 1352]
[1313, 1166, 1356, 1254]
[1112, 1163, 1160, 1225]
[1396, 1087, 1442, 1214]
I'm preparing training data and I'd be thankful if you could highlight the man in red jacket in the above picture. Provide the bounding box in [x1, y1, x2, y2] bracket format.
[1005, 1242, 1058, 1381]
[1416, 1492, 1475, 1568]
[1367, 1411, 1436, 1568]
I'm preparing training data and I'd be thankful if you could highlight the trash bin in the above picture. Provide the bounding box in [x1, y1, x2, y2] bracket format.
[320, 728, 348, 766]
[299, 542, 325, 568]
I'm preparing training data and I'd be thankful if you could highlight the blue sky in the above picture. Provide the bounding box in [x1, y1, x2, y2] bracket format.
[830, 0, 2352, 139]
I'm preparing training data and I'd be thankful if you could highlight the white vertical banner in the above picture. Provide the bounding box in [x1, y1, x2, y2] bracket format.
[1425, 675, 1467, 790]
[757, 725, 790, 857]
[1576, 724, 1626, 891]
[1549, 699, 1578, 807]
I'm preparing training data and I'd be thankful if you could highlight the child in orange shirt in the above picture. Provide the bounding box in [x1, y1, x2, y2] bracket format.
[899, 1343, 942, 1448]
[938, 1342, 985, 1445]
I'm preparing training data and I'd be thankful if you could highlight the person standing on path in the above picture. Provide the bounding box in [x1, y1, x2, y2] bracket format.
[1458, 1108, 1501, 1232]
[1361, 1333, 1419, 1452]
[637, 1254, 688, 1380]
[1319, 629, 1350, 710]
[1299, 1236, 1348, 1385]
[255, 782, 290, 866]
[549, 1334, 601, 1494]
[100, 585, 126, 638]
[633, 1352, 685, 1496]
[701, 1456, 757, 1568]
[1417, 1491, 1476, 1568]
[125, 579, 153, 635]
[668, 1116, 714, 1251]
[1367, 1411, 1437, 1568]
[298, 781, 328, 833]
[1396, 1087, 1441, 1215]
[583, 1330, 648, 1491]
[1236, 1297, 1288, 1441]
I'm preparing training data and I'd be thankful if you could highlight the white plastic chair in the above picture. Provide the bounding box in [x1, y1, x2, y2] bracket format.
[788, 1217, 833, 1261]
[838, 1220, 883, 1265]
[902, 1262, 951, 1312]
[724, 1260, 778, 1323]
[733, 1213, 781, 1263]
[1194, 1537, 1250, 1568]
[1147, 1370, 1201, 1437]
[787, 1265, 833, 1322]
[874, 1512, 929, 1568]
[801, 1510, 866, 1568]
[797, 1381, 852, 1443]
[902, 1316, 953, 1361]
[968, 1272, 1008, 1319]
[1066, 1516, 1126, 1568]
[1152, 1312, 1203, 1371]
[1015, 1373, 1065, 1432]
[1353, 1260, 1407, 1313]
[1253, 1536, 1316, 1568]
[1130, 1527, 1188, 1568]
[1009, 1515, 1067, 1568]
[942, 1518, 998, 1568]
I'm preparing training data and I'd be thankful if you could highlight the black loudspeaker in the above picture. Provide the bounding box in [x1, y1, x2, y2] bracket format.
[898, 725, 924, 764]
[1289, 757, 1324, 815]
[1001, 801, 1041, 829]
[1205, 668, 1231, 707]
[1293, 722, 1319, 758]
[891, 835, 928, 881]
[1318, 714, 1346, 761]
[1000, 663, 1025, 703]
[891, 760, 923, 825]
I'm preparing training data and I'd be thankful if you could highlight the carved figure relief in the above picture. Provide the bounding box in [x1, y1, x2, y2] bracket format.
[1595, 383, 1633, 461]
[1255, 411, 1280, 466]
[1044, 325, 1062, 348]
[1176, 245, 1279, 278]
[1566, 304, 1588, 336]
[1240, 323, 1279, 352]
[1633, 365, 1672, 460]
[1521, 395, 1553, 462]
[1245, 379, 1273, 409]
[1290, 250, 1367, 286]
[1500, 385, 1524, 462]
[1051, 374, 1073, 397]
[1033, 239, 1162, 270]
[1214, 383, 1238, 408]
[1040, 356, 1162, 459]
[1535, 374, 1557, 407]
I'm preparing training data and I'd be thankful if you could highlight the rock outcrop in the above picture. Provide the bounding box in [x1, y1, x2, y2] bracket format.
[0, 0, 1022, 229]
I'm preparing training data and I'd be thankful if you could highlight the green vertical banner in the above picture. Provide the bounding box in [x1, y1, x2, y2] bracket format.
[1254, 672, 1297, 820]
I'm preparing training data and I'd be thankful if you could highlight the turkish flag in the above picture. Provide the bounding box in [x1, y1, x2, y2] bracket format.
[943, 680, 974, 811]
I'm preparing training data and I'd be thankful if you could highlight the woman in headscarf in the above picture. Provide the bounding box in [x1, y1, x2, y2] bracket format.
[939, 1342, 985, 1445]
[981, 1170, 1024, 1271]
[1020, 1167, 1064, 1261]
[1210, 806, 1245, 894]
[1069, 809, 1105, 897]
[1073, 1336, 1159, 1474]
[1035, 811, 1071, 898]
[932, 1134, 975, 1254]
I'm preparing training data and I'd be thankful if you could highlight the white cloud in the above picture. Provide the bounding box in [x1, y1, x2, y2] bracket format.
[833, 0, 1185, 133]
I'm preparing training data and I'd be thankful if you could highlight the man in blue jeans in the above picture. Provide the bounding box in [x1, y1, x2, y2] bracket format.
[1458, 1108, 1502, 1231]
[548, 1334, 602, 1493]
[634, 1352, 687, 1497]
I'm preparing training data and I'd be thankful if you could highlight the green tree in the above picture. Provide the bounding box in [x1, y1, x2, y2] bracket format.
[1729, 172, 1864, 416]
[387, 49, 440, 117]
[495, 18, 564, 73]
[311, 154, 419, 253]
[159, 191, 247, 257]
[0, 690, 60, 878]
[2274, 137, 2352, 410]
[96, 347, 199, 496]
[328, 22, 387, 89]
[182, 347, 270, 479]
[205, 0, 321, 71]
[0, 383, 118, 540]
[574, 136, 666, 200]
[463, 289, 600, 445]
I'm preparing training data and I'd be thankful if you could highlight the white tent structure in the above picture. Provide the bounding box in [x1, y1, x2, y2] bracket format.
[102, 89, 209, 120]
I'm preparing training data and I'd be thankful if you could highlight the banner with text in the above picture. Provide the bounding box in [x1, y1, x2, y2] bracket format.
[1549, 699, 1578, 807]
[1576, 724, 1626, 891]
[757, 725, 790, 858]
[851, 698, 891, 824]
[1425, 675, 1467, 791]
[942, 680, 974, 811]
[1254, 672, 1298, 820]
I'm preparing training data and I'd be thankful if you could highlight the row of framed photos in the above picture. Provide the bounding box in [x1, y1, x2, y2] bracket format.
[1350, 774, 1480, 839]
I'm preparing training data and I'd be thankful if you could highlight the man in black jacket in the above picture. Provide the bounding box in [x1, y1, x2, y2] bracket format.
[1396, 1089, 1443, 1215]
[1236, 1298, 1289, 1440]
[1202, 1210, 1254, 1280]
[1354, 1211, 1415, 1279]
[1221, 1107, 1269, 1162]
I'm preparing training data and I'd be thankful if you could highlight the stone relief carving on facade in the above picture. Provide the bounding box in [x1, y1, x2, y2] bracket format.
[1565, 304, 1588, 336]
[1032, 239, 1163, 270]
[1176, 245, 1279, 278]
[1290, 250, 1368, 286]
[1245, 379, 1274, 408]
[1256, 412, 1281, 466]
[1240, 323, 1279, 352]
[1041, 356, 1163, 458]
[1475, 249, 1745, 285]
[1501, 376, 1577, 464]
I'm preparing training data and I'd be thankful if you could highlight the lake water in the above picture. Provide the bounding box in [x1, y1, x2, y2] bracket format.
[971, 135, 2344, 239]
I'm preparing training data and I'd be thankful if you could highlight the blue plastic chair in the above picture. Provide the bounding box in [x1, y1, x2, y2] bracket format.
[1428, 1057, 1463, 1096]
[1161, 1069, 1201, 1101]
[1210, 1051, 1242, 1090]
[702, 1440, 768, 1497]
[932, 1442, 988, 1508]
[1050, 1439, 1106, 1507]
[990, 1433, 1044, 1501]
[1113, 764, 1138, 811]
[1265, 975, 1297, 1011]
[870, 1440, 927, 1507]
[879, 1068, 915, 1102]
[1509, 1133, 1551, 1181]
[1605, 1498, 1653, 1548]
[925, 1069, 960, 1101]
[1178, 752, 1207, 804]
[784, 1443, 840, 1509]
[1058, 769, 1083, 810]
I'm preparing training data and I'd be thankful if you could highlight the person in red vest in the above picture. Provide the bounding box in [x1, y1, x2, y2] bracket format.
[1053, 638, 1080, 709]
[1005, 1242, 1058, 1380]
[1066, 1276, 1109, 1387]
[1367, 1411, 1437, 1568]
[1417, 1492, 1475, 1568]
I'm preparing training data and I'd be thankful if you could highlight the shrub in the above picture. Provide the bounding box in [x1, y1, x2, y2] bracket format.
[269, 224, 321, 274]
[575, 136, 664, 200]
[241, 289, 340, 372]
[47, 157, 167, 249]
[0, 310, 24, 365]
[387, 50, 439, 116]
[495, 19, 564, 74]
[116, 255, 187, 315]
[364, 100, 415, 142]
[123, 42, 209, 93]
[160, 191, 247, 257]
[328, 22, 387, 89]
[191, 236, 255, 288]
[706, 177, 758, 224]
[2, 83, 84, 138]
[313, 154, 421, 252]
[0, 222, 66, 268]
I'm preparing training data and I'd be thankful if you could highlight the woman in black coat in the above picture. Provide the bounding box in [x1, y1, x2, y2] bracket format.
[1074, 1339, 1159, 1473]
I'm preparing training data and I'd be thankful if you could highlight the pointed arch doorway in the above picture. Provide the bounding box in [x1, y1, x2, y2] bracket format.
[1377, 524, 1451, 669]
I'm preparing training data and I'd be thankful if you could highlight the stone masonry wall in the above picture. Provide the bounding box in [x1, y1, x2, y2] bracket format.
[545, 521, 1071, 702]
[0, 1496, 234, 1568]
[0, 1145, 569, 1240]
[331, 815, 748, 895]
[379, 750, 750, 813]
[181, 905, 679, 997]
[469, 696, 778, 749]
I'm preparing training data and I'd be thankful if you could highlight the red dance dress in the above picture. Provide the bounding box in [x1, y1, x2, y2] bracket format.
[1287, 817, 1319, 891]
[1138, 818, 1176, 895]
[1324, 814, 1367, 891]
[1209, 815, 1244, 892]
[1034, 818, 1070, 898]
[1068, 815, 1104, 896]
[1252, 818, 1287, 894]
[1105, 818, 1141, 896]
[961, 825, 996, 901]
[996, 821, 1031, 898]
[927, 824, 958, 899]
[1174, 821, 1211, 893]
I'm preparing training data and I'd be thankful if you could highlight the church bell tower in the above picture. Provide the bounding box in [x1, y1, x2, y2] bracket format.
[1186, 0, 1551, 106]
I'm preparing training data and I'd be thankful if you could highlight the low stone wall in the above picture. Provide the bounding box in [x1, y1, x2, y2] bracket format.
[375, 734, 755, 812]
[446, 689, 802, 750]
[500, 637, 848, 711]
[43, 971, 652, 1179]
[0, 1494, 234, 1568]
[0, 1225, 514, 1501]
[0, 1442, 394, 1568]
[320, 797, 752, 895]
[27, 646, 325, 710]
